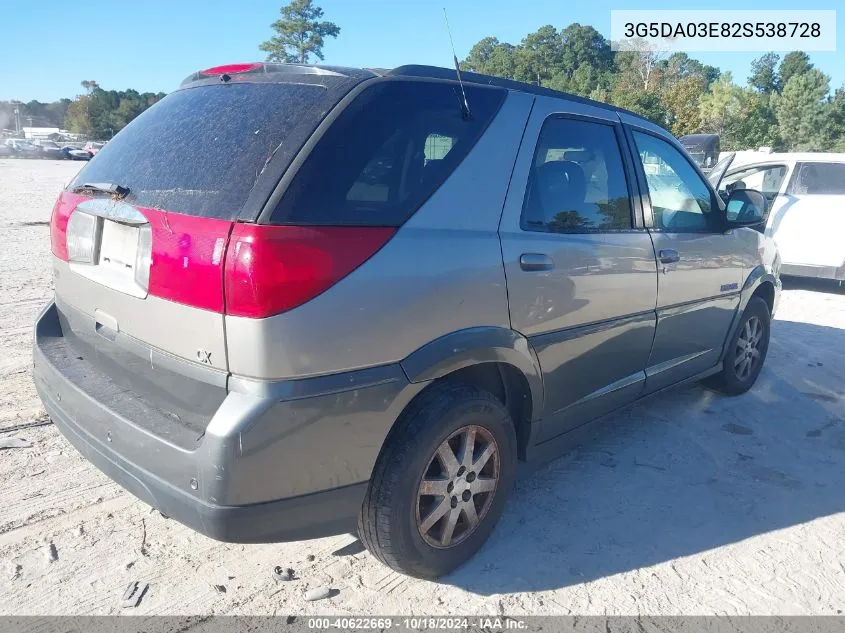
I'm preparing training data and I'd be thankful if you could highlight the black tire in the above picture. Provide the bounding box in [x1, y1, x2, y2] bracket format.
[705, 296, 771, 395]
[358, 381, 517, 579]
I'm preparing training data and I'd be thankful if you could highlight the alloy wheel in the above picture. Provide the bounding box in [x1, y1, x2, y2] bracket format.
[415, 425, 500, 549]
[734, 315, 764, 381]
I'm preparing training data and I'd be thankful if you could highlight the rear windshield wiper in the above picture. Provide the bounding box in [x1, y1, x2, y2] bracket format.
[71, 182, 131, 199]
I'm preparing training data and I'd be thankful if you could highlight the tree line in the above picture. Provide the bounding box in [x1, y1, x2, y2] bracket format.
[460, 25, 845, 152]
[1, 81, 165, 140]
[4, 1, 843, 151]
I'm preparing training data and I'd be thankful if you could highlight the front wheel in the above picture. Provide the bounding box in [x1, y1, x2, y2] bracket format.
[358, 382, 517, 579]
[706, 296, 771, 395]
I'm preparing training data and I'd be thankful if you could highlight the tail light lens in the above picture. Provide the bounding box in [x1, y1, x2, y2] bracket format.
[66, 211, 99, 263]
[50, 192, 89, 261]
[224, 225, 396, 318]
[201, 62, 263, 76]
[49, 190, 395, 319]
[134, 225, 153, 291]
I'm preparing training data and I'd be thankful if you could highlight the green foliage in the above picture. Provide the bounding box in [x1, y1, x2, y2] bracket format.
[513, 25, 563, 85]
[553, 24, 614, 95]
[611, 89, 667, 126]
[778, 51, 813, 89]
[749, 53, 780, 93]
[460, 25, 842, 152]
[660, 52, 719, 87]
[730, 90, 780, 150]
[661, 75, 705, 137]
[64, 96, 91, 136]
[699, 73, 743, 138]
[260, 0, 340, 64]
[64, 84, 165, 139]
[461, 37, 516, 78]
[824, 88, 845, 152]
[774, 69, 830, 150]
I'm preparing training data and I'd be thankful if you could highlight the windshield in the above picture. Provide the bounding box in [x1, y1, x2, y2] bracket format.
[686, 151, 705, 165]
[70, 82, 331, 219]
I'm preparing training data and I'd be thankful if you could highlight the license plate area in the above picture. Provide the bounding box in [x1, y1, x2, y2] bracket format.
[69, 217, 151, 299]
[100, 220, 138, 273]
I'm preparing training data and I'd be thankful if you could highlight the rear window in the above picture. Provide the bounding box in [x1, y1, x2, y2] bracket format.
[271, 79, 506, 226]
[69, 83, 331, 219]
[788, 162, 845, 195]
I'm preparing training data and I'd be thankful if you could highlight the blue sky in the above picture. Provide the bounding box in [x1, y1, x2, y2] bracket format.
[3, 0, 842, 102]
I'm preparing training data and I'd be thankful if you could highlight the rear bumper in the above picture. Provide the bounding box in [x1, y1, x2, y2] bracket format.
[33, 301, 420, 543]
[781, 262, 845, 281]
[38, 380, 366, 542]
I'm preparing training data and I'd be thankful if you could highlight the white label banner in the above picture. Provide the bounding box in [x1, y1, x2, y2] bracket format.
[611, 10, 836, 52]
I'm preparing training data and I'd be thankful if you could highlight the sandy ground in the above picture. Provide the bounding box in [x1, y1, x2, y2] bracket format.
[0, 159, 844, 617]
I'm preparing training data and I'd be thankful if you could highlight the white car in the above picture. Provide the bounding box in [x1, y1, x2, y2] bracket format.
[710, 153, 845, 283]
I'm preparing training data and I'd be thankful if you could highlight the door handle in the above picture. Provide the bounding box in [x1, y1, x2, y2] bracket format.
[658, 249, 680, 264]
[519, 253, 554, 271]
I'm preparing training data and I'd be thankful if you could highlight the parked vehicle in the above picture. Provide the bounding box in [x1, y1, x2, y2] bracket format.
[83, 141, 106, 157]
[680, 133, 720, 172]
[32, 139, 65, 159]
[34, 62, 781, 579]
[4, 138, 40, 158]
[710, 152, 845, 282]
[62, 145, 91, 161]
[0, 142, 12, 157]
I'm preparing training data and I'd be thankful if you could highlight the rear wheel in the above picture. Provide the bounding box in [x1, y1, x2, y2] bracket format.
[358, 382, 517, 579]
[706, 296, 771, 395]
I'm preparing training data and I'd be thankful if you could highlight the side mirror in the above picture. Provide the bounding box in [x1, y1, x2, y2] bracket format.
[725, 188, 767, 227]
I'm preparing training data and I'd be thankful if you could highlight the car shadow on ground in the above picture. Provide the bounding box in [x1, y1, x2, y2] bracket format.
[444, 318, 845, 594]
[781, 276, 844, 295]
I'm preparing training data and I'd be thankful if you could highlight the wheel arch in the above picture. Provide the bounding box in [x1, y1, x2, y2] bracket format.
[750, 278, 776, 315]
[720, 265, 778, 362]
[399, 327, 544, 460]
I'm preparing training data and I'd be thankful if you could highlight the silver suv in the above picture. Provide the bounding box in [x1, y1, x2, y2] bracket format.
[34, 63, 780, 579]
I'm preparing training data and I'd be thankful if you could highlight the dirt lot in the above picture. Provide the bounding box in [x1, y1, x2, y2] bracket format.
[1, 159, 844, 616]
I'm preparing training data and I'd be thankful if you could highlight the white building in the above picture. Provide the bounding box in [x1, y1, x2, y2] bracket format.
[22, 127, 75, 140]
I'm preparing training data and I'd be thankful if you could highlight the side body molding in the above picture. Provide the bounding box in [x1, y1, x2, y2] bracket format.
[400, 327, 544, 421]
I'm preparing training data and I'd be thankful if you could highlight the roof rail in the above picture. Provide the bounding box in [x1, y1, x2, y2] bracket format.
[388, 64, 649, 123]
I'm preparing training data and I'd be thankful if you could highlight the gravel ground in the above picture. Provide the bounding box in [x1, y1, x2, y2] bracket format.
[0, 159, 844, 616]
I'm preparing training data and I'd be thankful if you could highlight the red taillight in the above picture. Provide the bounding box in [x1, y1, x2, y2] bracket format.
[50, 192, 90, 261]
[224, 225, 396, 318]
[144, 209, 233, 312]
[201, 62, 262, 76]
[49, 191, 393, 318]
[49, 192, 233, 312]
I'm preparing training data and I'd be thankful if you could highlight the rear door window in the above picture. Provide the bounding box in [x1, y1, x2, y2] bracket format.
[788, 162, 845, 195]
[271, 80, 506, 226]
[520, 117, 633, 233]
[69, 82, 333, 220]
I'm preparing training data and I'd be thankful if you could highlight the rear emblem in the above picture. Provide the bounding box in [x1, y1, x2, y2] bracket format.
[196, 349, 212, 365]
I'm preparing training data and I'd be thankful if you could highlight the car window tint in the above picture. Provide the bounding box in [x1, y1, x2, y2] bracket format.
[633, 132, 715, 232]
[520, 118, 632, 233]
[272, 80, 506, 226]
[789, 162, 845, 195]
[69, 82, 334, 220]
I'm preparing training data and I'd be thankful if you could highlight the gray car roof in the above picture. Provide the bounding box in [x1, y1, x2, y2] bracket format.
[180, 62, 654, 127]
[386, 64, 652, 124]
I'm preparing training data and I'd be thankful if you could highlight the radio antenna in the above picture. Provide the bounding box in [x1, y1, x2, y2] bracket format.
[443, 8, 471, 119]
